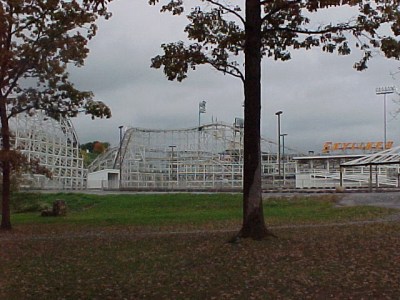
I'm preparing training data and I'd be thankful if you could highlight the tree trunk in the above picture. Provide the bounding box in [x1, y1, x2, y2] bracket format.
[237, 0, 272, 240]
[0, 97, 12, 230]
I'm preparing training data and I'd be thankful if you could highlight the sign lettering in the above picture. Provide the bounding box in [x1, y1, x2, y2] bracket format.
[322, 141, 393, 153]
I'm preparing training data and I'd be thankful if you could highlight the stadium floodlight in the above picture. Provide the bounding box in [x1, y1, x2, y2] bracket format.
[198, 100, 206, 128]
[375, 86, 395, 95]
[376, 86, 395, 149]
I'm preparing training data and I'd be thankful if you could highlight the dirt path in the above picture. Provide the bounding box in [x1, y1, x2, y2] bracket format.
[1, 217, 399, 242]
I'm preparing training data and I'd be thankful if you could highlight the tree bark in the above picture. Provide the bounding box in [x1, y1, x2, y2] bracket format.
[237, 0, 271, 240]
[0, 97, 12, 230]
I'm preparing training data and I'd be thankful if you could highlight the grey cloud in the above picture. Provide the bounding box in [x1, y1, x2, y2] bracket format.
[70, 1, 400, 155]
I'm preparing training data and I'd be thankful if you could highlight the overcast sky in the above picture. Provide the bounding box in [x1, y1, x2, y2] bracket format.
[70, 0, 400, 154]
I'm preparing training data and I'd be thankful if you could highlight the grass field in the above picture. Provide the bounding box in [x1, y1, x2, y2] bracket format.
[8, 192, 397, 227]
[1, 193, 399, 299]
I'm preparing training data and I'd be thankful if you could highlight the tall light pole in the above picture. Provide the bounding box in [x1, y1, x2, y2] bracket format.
[198, 100, 206, 157]
[376, 86, 395, 149]
[118, 125, 123, 189]
[198, 100, 206, 128]
[281, 133, 288, 184]
[275, 111, 283, 177]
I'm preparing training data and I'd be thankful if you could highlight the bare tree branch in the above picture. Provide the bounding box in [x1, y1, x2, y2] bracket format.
[208, 60, 245, 83]
[203, 0, 245, 25]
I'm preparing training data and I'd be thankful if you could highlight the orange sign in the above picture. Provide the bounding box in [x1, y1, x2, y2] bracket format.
[322, 141, 393, 153]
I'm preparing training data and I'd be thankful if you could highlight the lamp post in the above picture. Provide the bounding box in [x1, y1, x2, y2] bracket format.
[281, 133, 288, 183]
[376, 86, 395, 149]
[275, 111, 283, 177]
[118, 125, 123, 189]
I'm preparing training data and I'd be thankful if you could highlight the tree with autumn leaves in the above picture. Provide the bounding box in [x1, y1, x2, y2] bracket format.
[149, 0, 400, 239]
[80, 141, 110, 166]
[0, 0, 112, 230]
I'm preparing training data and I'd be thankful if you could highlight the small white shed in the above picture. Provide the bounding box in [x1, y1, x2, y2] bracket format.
[87, 169, 119, 189]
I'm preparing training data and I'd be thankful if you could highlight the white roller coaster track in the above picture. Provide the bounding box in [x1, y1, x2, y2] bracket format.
[89, 122, 298, 190]
[7, 111, 85, 189]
